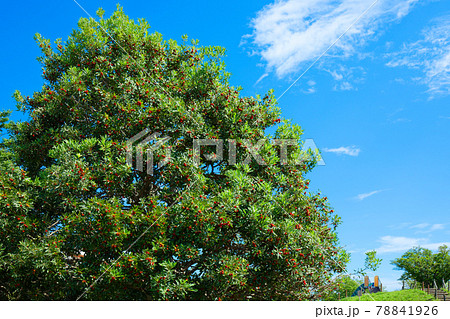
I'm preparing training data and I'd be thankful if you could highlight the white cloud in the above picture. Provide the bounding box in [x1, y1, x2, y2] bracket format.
[355, 189, 383, 201]
[323, 64, 366, 90]
[376, 236, 425, 253]
[375, 235, 450, 254]
[386, 15, 450, 97]
[392, 223, 446, 234]
[323, 145, 360, 156]
[430, 224, 445, 231]
[422, 242, 450, 250]
[302, 80, 317, 93]
[388, 222, 411, 230]
[334, 81, 354, 91]
[329, 70, 344, 81]
[246, 0, 420, 77]
[254, 72, 269, 86]
[410, 223, 430, 229]
[411, 223, 446, 234]
[385, 108, 411, 124]
[416, 224, 445, 234]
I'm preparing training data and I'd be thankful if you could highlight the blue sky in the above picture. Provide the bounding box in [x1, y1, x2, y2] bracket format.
[1, 0, 449, 291]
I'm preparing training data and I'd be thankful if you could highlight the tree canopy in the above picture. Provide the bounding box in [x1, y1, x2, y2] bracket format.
[0, 6, 346, 300]
[391, 245, 450, 288]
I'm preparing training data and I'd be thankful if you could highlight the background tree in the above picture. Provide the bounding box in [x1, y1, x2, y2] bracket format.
[355, 250, 382, 278]
[322, 250, 381, 300]
[392, 245, 450, 288]
[322, 276, 361, 301]
[434, 245, 450, 287]
[0, 6, 346, 300]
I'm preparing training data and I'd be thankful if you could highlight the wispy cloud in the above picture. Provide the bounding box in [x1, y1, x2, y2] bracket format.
[254, 72, 269, 86]
[389, 222, 446, 234]
[301, 80, 317, 94]
[385, 107, 412, 124]
[410, 223, 445, 234]
[335, 81, 354, 91]
[323, 65, 366, 91]
[355, 189, 383, 201]
[429, 224, 445, 231]
[376, 236, 425, 253]
[246, 0, 420, 78]
[388, 222, 411, 230]
[410, 223, 430, 229]
[375, 235, 450, 254]
[323, 145, 360, 156]
[386, 15, 450, 97]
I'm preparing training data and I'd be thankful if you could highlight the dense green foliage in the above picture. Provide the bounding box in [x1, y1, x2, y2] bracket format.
[322, 276, 360, 300]
[392, 245, 450, 288]
[0, 7, 346, 300]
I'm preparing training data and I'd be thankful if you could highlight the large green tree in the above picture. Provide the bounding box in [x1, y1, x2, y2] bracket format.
[392, 245, 450, 288]
[0, 6, 346, 300]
